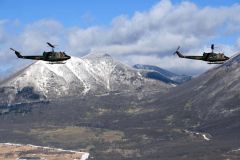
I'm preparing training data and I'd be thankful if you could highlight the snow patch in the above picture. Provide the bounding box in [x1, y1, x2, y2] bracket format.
[81, 153, 90, 160]
[230, 148, 240, 152]
[202, 134, 210, 141]
[184, 130, 211, 141]
[1, 143, 89, 160]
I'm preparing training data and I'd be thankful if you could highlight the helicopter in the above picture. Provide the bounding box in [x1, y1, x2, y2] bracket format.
[10, 42, 71, 63]
[174, 44, 230, 64]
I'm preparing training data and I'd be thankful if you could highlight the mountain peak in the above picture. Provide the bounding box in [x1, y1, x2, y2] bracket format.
[0, 55, 171, 104]
[82, 52, 112, 60]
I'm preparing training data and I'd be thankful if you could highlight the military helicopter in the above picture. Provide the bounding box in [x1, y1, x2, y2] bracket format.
[10, 42, 71, 63]
[174, 44, 229, 64]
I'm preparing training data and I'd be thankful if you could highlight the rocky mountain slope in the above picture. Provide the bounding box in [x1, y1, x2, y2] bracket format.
[0, 54, 171, 104]
[133, 64, 191, 84]
[154, 52, 240, 136]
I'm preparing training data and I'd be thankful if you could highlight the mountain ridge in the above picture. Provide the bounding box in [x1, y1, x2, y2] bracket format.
[0, 54, 171, 104]
[152, 52, 240, 132]
[133, 64, 192, 84]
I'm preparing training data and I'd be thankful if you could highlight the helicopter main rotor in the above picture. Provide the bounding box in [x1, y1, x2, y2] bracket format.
[211, 44, 214, 53]
[47, 42, 56, 52]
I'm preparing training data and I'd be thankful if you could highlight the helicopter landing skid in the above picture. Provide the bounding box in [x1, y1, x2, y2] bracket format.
[207, 61, 225, 64]
[48, 61, 66, 64]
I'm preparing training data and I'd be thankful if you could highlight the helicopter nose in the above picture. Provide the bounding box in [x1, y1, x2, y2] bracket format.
[66, 55, 71, 59]
[225, 56, 229, 60]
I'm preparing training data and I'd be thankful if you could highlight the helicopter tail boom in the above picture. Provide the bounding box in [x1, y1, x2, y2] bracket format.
[10, 48, 23, 58]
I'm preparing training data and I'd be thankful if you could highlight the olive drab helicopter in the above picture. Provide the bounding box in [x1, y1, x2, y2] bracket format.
[174, 44, 230, 64]
[10, 42, 71, 64]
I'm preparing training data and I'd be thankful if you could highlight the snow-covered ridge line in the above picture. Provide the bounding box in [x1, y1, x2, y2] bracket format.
[230, 148, 240, 152]
[0, 54, 170, 102]
[1, 143, 89, 160]
[183, 130, 212, 141]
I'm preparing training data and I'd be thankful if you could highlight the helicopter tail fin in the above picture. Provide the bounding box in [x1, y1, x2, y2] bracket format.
[173, 46, 185, 58]
[10, 48, 23, 58]
[175, 50, 185, 58]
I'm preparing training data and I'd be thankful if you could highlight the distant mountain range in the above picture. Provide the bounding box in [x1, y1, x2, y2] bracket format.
[133, 64, 191, 85]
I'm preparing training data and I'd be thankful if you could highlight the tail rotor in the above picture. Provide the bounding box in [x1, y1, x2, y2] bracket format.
[173, 46, 184, 58]
[173, 46, 181, 55]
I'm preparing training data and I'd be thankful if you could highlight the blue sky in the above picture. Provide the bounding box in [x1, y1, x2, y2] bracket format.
[0, 0, 238, 27]
[1, 0, 240, 76]
[0, 0, 239, 46]
[0, 0, 160, 27]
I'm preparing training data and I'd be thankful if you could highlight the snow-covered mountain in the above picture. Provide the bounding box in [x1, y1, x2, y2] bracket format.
[0, 54, 171, 104]
[133, 64, 191, 84]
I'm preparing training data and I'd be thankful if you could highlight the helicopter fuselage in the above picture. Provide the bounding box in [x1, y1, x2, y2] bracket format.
[10, 45, 71, 62]
[174, 44, 230, 64]
[42, 51, 71, 61]
[182, 52, 229, 62]
[202, 52, 229, 62]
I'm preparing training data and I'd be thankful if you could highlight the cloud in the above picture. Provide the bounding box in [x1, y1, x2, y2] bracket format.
[120, 50, 214, 75]
[66, 0, 240, 56]
[0, 19, 65, 79]
[17, 19, 64, 53]
[0, 28, 6, 43]
[1, 0, 240, 78]
[0, 20, 8, 44]
[65, 0, 240, 75]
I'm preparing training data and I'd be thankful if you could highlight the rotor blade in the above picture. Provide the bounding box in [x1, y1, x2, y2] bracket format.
[177, 46, 180, 51]
[47, 42, 55, 48]
[10, 48, 16, 52]
[211, 44, 214, 50]
[173, 46, 180, 55]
